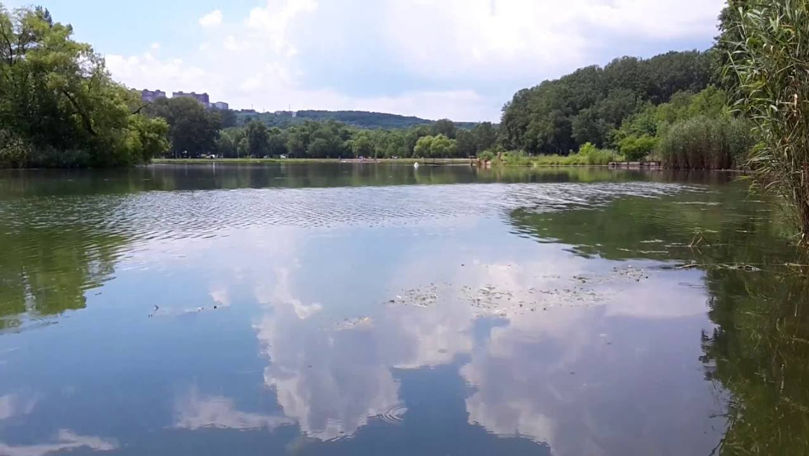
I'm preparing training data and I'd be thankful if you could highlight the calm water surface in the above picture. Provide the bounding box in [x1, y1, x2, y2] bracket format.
[1, 164, 807, 455]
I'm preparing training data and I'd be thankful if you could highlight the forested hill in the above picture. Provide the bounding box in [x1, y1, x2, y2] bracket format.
[234, 109, 479, 130]
[500, 50, 715, 155]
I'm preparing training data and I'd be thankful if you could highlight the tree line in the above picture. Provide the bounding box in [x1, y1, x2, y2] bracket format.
[236, 110, 478, 130]
[145, 97, 498, 160]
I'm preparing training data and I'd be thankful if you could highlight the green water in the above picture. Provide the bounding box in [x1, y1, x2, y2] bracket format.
[0, 164, 807, 455]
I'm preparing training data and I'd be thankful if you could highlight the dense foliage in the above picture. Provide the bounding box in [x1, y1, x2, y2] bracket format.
[614, 86, 753, 168]
[144, 97, 222, 158]
[493, 47, 759, 169]
[721, 0, 809, 242]
[0, 5, 168, 168]
[500, 51, 714, 155]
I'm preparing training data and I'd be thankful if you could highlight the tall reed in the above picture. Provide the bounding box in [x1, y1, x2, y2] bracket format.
[658, 116, 752, 169]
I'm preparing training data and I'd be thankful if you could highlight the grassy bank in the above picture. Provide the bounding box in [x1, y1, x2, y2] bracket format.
[485, 144, 626, 168]
[150, 158, 472, 165]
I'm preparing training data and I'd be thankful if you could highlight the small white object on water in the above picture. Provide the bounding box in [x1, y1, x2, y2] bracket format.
[413, 162, 419, 169]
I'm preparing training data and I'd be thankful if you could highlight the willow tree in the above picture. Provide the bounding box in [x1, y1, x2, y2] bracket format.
[722, 1, 809, 243]
[0, 4, 169, 167]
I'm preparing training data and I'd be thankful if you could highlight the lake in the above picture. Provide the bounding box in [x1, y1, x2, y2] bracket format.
[1, 163, 807, 455]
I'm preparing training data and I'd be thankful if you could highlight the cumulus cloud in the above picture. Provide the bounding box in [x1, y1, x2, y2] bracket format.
[254, 265, 404, 440]
[104, 0, 724, 120]
[106, 53, 209, 93]
[198, 10, 223, 28]
[460, 303, 722, 456]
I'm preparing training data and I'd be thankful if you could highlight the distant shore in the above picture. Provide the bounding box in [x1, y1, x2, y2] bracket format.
[151, 158, 472, 165]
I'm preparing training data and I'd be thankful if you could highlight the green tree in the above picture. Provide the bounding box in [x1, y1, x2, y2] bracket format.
[432, 119, 457, 139]
[456, 130, 477, 157]
[413, 135, 433, 158]
[499, 51, 714, 155]
[405, 125, 432, 157]
[266, 127, 287, 157]
[307, 138, 331, 158]
[219, 109, 237, 128]
[246, 121, 270, 157]
[286, 126, 308, 157]
[413, 134, 456, 158]
[349, 131, 376, 157]
[472, 122, 498, 152]
[215, 128, 242, 158]
[145, 97, 221, 157]
[428, 134, 457, 157]
[0, 5, 168, 167]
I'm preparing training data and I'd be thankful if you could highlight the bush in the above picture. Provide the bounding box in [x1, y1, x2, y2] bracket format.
[413, 134, 458, 158]
[578, 142, 619, 165]
[490, 144, 621, 167]
[500, 150, 533, 165]
[618, 135, 657, 161]
[477, 150, 496, 162]
[0, 129, 31, 168]
[657, 116, 753, 169]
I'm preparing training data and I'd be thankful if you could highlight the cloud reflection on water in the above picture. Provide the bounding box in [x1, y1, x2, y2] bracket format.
[174, 387, 293, 431]
[130, 214, 719, 453]
[0, 393, 117, 456]
[197, 224, 719, 452]
[0, 430, 118, 456]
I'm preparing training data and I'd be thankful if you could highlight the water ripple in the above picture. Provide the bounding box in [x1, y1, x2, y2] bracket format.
[0, 182, 689, 243]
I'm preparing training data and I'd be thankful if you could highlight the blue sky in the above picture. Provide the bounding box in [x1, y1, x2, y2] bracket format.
[5, 0, 725, 121]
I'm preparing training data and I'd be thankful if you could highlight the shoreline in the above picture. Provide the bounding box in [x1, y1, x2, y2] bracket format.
[150, 158, 472, 165]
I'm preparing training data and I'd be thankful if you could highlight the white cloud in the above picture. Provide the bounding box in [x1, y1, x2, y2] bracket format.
[0, 430, 117, 456]
[383, 0, 724, 81]
[246, 0, 317, 56]
[106, 52, 210, 92]
[104, 0, 723, 120]
[174, 388, 293, 431]
[0, 393, 38, 421]
[198, 9, 223, 28]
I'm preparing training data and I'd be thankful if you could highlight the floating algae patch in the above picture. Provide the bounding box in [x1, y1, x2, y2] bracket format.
[386, 262, 666, 318]
[388, 283, 442, 308]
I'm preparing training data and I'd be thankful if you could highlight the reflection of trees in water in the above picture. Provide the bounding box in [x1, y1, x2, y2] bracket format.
[1, 166, 712, 198]
[509, 185, 809, 455]
[702, 268, 809, 455]
[0, 218, 128, 330]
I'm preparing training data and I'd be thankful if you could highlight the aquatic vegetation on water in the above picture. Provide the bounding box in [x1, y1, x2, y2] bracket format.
[388, 263, 653, 318]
